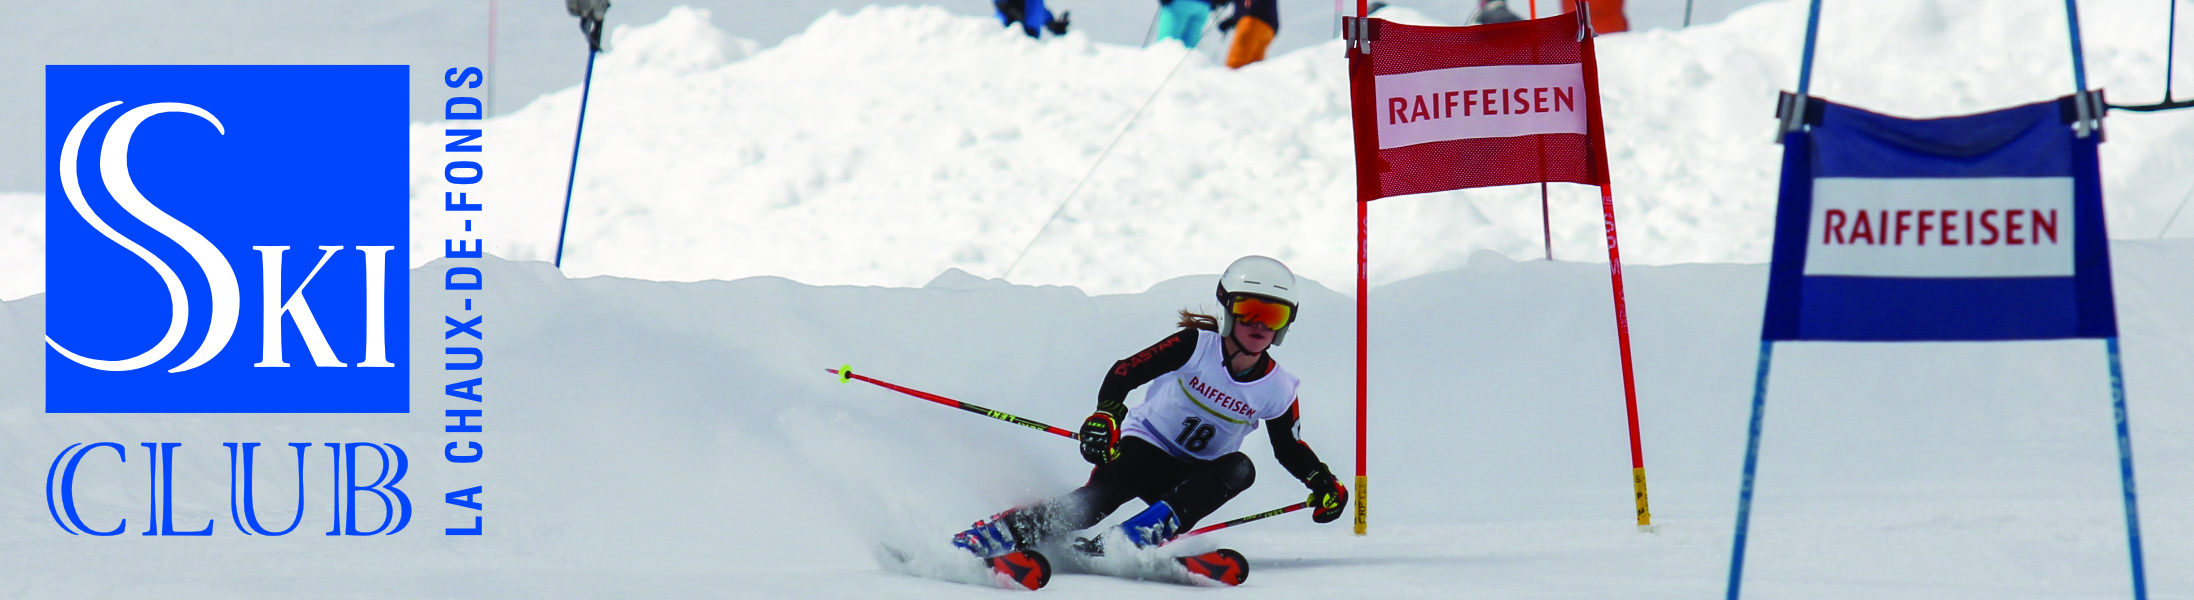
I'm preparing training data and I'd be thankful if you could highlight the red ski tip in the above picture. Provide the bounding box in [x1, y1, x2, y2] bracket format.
[986, 550, 1053, 590]
[1178, 548, 1249, 587]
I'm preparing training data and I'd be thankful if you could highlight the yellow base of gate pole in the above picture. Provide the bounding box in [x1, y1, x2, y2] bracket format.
[1635, 467, 1656, 533]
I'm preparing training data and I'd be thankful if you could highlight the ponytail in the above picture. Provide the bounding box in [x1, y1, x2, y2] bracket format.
[1177, 310, 1219, 332]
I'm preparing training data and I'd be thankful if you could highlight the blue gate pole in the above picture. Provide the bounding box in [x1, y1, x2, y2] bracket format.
[1795, 0, 1824, 96]
[2167, 0, 2178, 100]
[554, 48, 599, 270]
[2106, 337, 2150, 600]
[2065, 0, 2091, 92]
[1724, 339, 1776, 600]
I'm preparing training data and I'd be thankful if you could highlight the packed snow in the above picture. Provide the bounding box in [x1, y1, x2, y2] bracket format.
[0, 191, 36, 301]
[4, 1, 2192, 597]
[4, 241, 2189, 597]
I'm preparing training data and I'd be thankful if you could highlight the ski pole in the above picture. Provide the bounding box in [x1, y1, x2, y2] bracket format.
[1167, 502, 1309, 544]
[829, 366, 1318, 539]
[828, 366, 1075, 438]
[556, 0, 610, 270]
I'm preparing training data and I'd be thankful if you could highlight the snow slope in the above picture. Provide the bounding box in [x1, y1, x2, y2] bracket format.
[394, 1, 2193, 297]
[3, 2, 2191, 596]
[2, 240, 2189, 598]
[3, 2, 2187, 300]
[0, 191, 36, 300]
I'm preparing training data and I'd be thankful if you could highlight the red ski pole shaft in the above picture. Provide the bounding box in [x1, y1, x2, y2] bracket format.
[829, 369, 1311, 542]
[1166, 502, 1309, 544]
[827, 366, 1076, 439]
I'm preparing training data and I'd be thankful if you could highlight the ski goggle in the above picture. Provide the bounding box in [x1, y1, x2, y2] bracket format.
[1228, 296, 1294, 330]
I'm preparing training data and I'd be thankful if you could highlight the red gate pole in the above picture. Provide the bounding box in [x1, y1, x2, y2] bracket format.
[1598, 182, 1652, 531]
[1349, 0, 1374, 536]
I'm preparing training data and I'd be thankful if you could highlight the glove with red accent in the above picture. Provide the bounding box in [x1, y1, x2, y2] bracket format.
[1078, 411, 1120, 465]
[1304, 467, 1348, 524]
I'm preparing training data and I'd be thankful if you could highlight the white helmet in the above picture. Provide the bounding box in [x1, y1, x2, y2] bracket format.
[1215, 256, 1300, 346]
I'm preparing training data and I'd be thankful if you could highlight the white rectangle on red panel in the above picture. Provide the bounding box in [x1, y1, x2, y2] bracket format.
[1373, 63, 1588, 149]
[1804, 177, 2076, 278]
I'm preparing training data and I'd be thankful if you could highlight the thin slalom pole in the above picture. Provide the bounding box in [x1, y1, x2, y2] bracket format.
[1599, 183, 1651, 529]
[1143, 5, 1161, 47]
[553, 48, 598, 270]
[1541, 183, 1553, 260]
[2168, 0, 2178, 100]
[1000, 24, 1210, 280]
[1168, 502, 1308, 543]
[1534, 0, 1552, 261]
[1723, 340, 1776, 600]
[2159, 184, 2194, 239]
[1684, 0, 1695, 27]
[1796, 0, 1824, 96]
[2106, 337, 2152, 600]
[828, 367, 1076, 438]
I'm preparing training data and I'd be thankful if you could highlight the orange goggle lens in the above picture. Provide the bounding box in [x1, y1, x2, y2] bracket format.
[1228, 296, 1293, 330]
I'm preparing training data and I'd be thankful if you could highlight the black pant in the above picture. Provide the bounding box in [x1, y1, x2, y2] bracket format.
[1012, 436, 1255, 545]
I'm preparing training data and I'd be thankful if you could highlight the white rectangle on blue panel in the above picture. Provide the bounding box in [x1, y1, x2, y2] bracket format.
[1804, 177, 2074, 278]
[1759, 96, 2118, 342]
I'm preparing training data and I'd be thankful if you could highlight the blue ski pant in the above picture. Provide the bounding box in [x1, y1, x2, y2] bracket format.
[1155, 0, 1212, 48]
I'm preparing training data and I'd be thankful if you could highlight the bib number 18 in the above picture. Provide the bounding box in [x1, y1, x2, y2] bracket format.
[1175, 417, 1216, 452]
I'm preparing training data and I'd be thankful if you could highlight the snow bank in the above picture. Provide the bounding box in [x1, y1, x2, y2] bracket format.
[400, 1, 2192, 296]
[0, 191, 37, 300]
[4, 240, 2190, 596]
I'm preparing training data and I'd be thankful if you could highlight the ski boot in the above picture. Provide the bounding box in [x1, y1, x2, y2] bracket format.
[1071, 500, 1183, 557]
[952, 508, 1032, 558]
[1117, 500, 1182, 549]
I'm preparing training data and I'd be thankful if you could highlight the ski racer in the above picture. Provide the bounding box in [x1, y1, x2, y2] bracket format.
[1473, 0, 1525, 24]
[1217, 0, 1279, 68]
[953, 256, 1350, 557]
[1153, 0, 1214, 48]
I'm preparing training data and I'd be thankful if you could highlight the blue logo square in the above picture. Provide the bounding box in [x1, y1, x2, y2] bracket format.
[45, 65, 409, 413]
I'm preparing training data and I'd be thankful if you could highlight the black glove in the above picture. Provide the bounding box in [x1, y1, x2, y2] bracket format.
[1304, 467, 1348, 524]
[1079, 411, 1120, 464]
[1046, 11, 1071, 35]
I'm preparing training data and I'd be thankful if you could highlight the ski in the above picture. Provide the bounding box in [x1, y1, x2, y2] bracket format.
[1174, 548, 1249, 587]
[985, 550, 1054, 590]
[1049, 534, 1250, 587]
